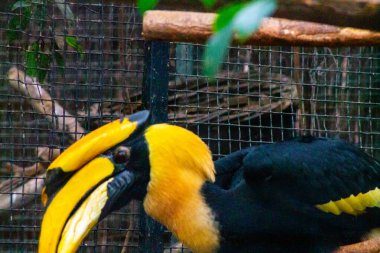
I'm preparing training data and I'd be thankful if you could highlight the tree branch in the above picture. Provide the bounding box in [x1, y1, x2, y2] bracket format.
[7, 67, 85, 141]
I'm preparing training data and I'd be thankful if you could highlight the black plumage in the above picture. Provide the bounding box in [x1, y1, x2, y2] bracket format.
[204, 136, 380, 252]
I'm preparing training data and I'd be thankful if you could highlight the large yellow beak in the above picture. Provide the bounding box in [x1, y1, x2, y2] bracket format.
[39, 111, 149, 253]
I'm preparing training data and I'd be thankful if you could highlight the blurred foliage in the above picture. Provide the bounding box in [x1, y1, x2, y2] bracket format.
[7, 0, 277, 79]
[25, 41, 50, 81]
[138, 0, 277, 76]
[6, 0, 82, 82]
[137, 0, 159, 15]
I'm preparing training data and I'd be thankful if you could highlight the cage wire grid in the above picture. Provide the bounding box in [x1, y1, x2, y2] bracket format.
[169, 45, 380, 159]
[1, 1, 380, 252]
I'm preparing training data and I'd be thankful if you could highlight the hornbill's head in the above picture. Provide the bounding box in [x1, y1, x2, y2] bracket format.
[39, 111, 219, 253]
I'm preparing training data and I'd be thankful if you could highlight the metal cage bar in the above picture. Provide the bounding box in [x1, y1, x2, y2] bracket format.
[140, 40, 170, 253]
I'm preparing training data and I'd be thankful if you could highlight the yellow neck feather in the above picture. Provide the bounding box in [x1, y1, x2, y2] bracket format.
[144, 169, 220, 253]
[143, 124, 220, 253]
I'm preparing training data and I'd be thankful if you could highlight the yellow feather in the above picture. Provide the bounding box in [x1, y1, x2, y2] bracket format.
[316, 187, 380, 215]
[334, 199, 358, 215]
[316, 201, 342, 215]
[356, 192, 377, 208]
[371, 188, 380, 207]
[345, 194, 366, 211]
[143, 124, 220, 253]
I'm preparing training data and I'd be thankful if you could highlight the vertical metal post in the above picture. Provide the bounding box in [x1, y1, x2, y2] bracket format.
[142, 41, 169, 124]
[140, 40, 170, 253]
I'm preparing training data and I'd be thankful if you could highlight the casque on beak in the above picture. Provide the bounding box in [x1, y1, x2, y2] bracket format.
[39, 110, 150, 253]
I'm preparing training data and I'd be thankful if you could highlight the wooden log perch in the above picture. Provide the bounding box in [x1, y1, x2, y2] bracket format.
[4, 147, 61, 176]
[5, 162, 45, 177]
[7, 67, 85, 141]
[275, 0, 380, 32]
[335, 237, 380, 253]
[124, 0, 380, 31]
[0, 147, 60, 216]
[143, 11, 380, 46]
[0, 174, 45, 216]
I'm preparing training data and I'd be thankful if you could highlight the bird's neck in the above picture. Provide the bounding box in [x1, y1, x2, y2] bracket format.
[143, 169, 220, 253]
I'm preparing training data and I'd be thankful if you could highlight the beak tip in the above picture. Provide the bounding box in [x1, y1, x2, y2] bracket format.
[129, 110, 150, 126]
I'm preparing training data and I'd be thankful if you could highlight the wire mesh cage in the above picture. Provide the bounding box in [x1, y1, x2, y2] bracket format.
[1, 1, 380, 252]
[0, 2, 144, 252]
[169, 45, 380, 159]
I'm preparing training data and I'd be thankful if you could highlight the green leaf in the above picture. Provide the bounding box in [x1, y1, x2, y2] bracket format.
[205, 0, 277, 76]
[65, 36, 78, 48]
[213, 3, 245, 31]
[25, 41, 51, 82]
[6, 7, 31, 43]
[11, 0, 31, 11]
[201, 0, 217, 8]
[37, 51, 51, 82]
[25, 42, 40, 78]
[137, 0, 158, 15]
[233, 0, 276, 39]
[203, 25, 233, 77]
[65, 36, 84, 59]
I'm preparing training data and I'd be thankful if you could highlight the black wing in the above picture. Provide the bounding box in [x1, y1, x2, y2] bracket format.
[214, 149, 250, 189]
[206, 137, 380, 251]
[242, 136, 380, 211]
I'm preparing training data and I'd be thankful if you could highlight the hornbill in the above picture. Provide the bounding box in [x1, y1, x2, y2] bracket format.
[39, 110, 380, 253]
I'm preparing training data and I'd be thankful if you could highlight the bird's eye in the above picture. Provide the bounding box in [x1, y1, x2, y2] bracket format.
[114, 146, 130, 164]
